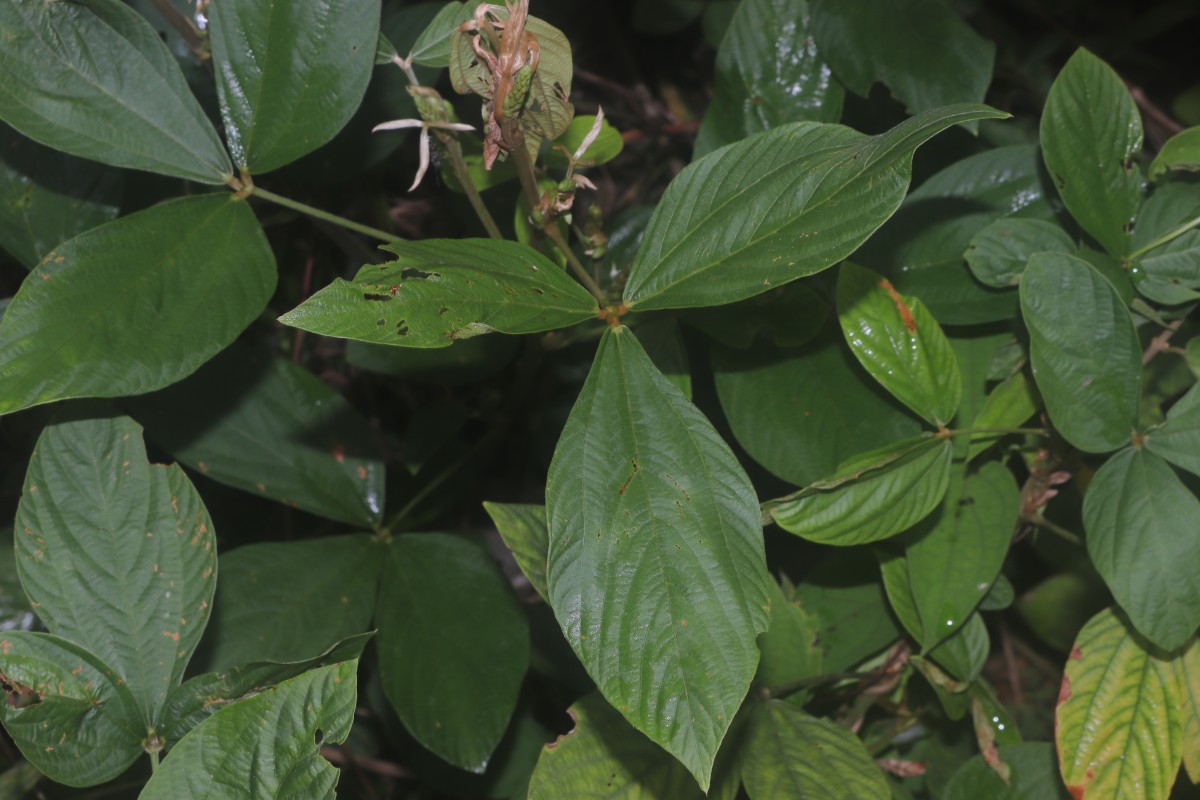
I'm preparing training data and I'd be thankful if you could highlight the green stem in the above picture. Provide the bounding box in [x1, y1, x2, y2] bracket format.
[544, 224, 608, 305]
[762, 670, 877, 700]
[1126, 213, 1200, 262]
[945, 426, 1048, 437]
[439, 134, 505, 240]
[149, 749, 160, 773]
[1022, 512, 1082, 545]
[248, 186, 402, 243]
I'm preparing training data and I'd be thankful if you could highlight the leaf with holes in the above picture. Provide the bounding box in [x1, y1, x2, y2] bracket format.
[0, 632, 144, 787]
[0, 0, 231, 183]
[1040, 49, 1143, 257]
[1056, 608, 1183, 800]
[0, 194, 276, 415]
[1083, 447, 1200, 651]
[838, 262, 961, 426]
[15, 413, 216, 725]
[209, 0, 380, 173]
[546, 326, 771, 790]
[140, 660, 359, 799]
[278, 239, 597, 348]
[623, 104, 1008, 311]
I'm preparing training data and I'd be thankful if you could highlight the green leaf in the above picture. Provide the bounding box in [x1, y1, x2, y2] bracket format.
[686, 282, 828, 349]
[769, 438, 953, 546]
[712, 330, 923, 487]
[128, 344, 385, 528]
[1180, 639, 1200, 783]
[209, 0, 381, 174]
[1149, 126, 1200, 180]
[377, 534, 529, 773]
[545, 114, 625, 168]
[0, 0, 232, 183]
[742, 700, 889, 799]
[809, 0, 995, 118]
[1040, 48, 1144, 257]
[792, 550, 902, 674]
[279, 239, 597, 348]
[838, 262, 961, 426]
[979, 574, 1015, 611]
[1083, 447, 1200, 651]
[857, 145, 1060, 324]
[0, 194, 276, 415]
[1129, 182, 1200, 305]
[484, 502, 549, 601]
[160, 634, 371, 749]
[545, 326, 771, 789]
[140, 660, 359, 799]
[1146, 382, 1200, 477]
[1020, 252, 1139, 452]
[967, 370, 1039, 462]
[756, 580, 823, 689]
[201, 537, 383, 672]
[1015, 572, 1108, 654]
[905, 462, 1019, 649]
[408, 2, 471, 67]
[0, 128, 121, 269]
[1056, 608, 1183, 800]
[965, 219, 1075, 288]
[943, 742, 1071, 799]
[694, 0, 843, 158]
[637, 317, 692, 399]
[527, 693, 706, 800]
[0, 528, 34, 633]
[15, 414, 216, 723]
[623, 103, 1009, 311]
[0, 632, 144, 787]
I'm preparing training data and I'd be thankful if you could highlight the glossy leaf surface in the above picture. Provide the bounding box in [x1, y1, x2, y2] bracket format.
[0, 632, 144, 787]
[0, 194, 276, 415]
[905, 462, 1019, 649]
[202, 537, 382, 672]
[15, 414, 216, 723]
[0, 129, 121, 269]
[742, 700, 888, 799]
[1040, 48, 1143, 257]
[838, 262, 961, 426]
[209, 0, 380, 173]
[1020, 252, 1139, 453]
[141, 660, 359, 799]
[770, 438, 953, 546]
[129, 345, 386, 527]
[377, 534, 529, 773]
[279, 239, 597, 347]
[1083, 447, 1200, 651]
[964, 219, 1075, 288]
[546, 326, 771, 789]
[623, 104, 1008, 310]
[713, 332, 922, 487]
[1056, 609, 1183, 800]
[484, 502, 549, 601]
[0, 0, 232, 182]
[527, 693, 705, 800]
[809, 0, 995, 117]
[695, 0, 842, 157]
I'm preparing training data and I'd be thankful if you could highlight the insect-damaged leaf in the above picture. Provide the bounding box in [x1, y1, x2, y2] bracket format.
[278, 239, 597, 348]
[546, 326, 771, 790]
[140, 660, 359, 800]
[837, 262, 961, 427]
[208, 0, 380, 174]
[377, 534, 529, 773]
[623, 103, 1008, 311]
[0, 0, 231, 183]
[0, 632, 145, 787]
[1020, 252, 1139, 453]
[0, 194, 276, 416]
[128, 345, 386, 528]
[1056, 609, 1184, 800]
[14, 414, 217, 725]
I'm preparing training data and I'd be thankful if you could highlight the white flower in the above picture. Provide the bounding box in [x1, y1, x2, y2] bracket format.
[372, 119, 476, 191]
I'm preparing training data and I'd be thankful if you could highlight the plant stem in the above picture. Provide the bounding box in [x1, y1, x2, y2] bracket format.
[544, 224, 608, 304]
[249, 186, 403, 243]
[391, 55, 420, 87]
[1021, 512, 1082, 545]
[1143, 316, 1185, 365]
[1126, 213, 1200, 262]
[149, 749, 160, 773]
[763, 670, 877, 699]
[439, 134, 505, 240]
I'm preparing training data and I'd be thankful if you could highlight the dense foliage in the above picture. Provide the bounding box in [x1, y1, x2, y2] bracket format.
[1, 0, 1200, 797]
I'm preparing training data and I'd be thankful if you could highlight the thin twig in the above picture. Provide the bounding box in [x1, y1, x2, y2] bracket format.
[1143, 316, 1186, 365]
[1020, 512, 1082, 545]
[321, 746, 413, 781]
